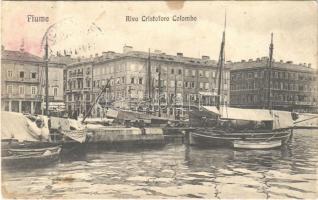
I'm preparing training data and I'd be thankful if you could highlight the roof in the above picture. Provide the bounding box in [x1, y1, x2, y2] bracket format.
[229, 58, 315, 73]
[1, 50, 43, 63]
[91, 50, 222, 68]
[50, 55, 77, 65]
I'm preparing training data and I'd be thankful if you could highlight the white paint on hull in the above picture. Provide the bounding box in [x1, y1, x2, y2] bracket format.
[233, 140, 282, 149]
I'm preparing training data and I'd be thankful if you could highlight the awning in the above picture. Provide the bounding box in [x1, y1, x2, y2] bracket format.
[42, 102, 66, 110]
[199, 91, 218, 96]
[202, 106, 294, 129]
[202, 106, 273, 121]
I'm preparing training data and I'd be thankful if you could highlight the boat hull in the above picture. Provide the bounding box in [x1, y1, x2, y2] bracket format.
[188, 129, 291, 149]
[2, 146, 61, 169]
[233, 140, 282, 149]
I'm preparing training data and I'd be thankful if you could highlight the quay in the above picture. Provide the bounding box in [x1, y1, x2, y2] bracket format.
[85, 126, 165, 147]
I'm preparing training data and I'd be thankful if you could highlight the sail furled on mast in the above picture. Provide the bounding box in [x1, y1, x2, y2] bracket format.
[267, 33, 274, 110]
[216, 12, 226, 111]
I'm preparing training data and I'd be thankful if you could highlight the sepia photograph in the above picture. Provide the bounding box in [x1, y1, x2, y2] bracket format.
[1, 1, 318, 199]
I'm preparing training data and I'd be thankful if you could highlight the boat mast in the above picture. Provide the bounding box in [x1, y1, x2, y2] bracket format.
[267, 33, 274, 110]
[45, 37, 49, 115]
[147, 49, 152, 100]
[82, 78, 111, 123]
[158, 65, 161, 117]
[216, 13, 226, 110]
[174, 74, 177, 119]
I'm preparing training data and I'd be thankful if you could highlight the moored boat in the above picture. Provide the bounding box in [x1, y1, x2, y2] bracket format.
[2, 145, 61, 169]
[189, 128, 291, 149]
[188, 18, 294, 150]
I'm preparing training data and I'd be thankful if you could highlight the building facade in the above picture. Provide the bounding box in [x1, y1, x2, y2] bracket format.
[229, 57, 318, 113]
[65, 46, 230, 118]
[1, 47, 69, 114]
[1, 48, 43, 114]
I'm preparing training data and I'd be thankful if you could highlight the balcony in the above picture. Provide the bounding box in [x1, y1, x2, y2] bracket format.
[69, 72, 84, 78]
[1, 94, 45, 101]
[5, 78, 39, 84]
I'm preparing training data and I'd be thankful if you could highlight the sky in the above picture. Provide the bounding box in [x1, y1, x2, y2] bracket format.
[1, 1, 317, 68]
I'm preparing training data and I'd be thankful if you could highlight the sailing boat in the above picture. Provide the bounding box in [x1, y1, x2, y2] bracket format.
[188, 17, 293, 149]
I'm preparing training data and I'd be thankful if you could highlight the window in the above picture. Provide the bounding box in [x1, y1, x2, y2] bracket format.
[86, 94, 90, 101]
[177, 81, 182, 87]
[192, 70, 196, 76]
[185, 69, 189, 76]
[212, 71, 216, 78]
[53, 87, 58, 96]
[7, 70, 12, 78]
[20, 71, 25, 78]
[19, 85, 24, 94]
[131, 77, 135, 84]
[185, 82, 189, 88]
[205, 71, 209, 78]
[205, 83, 209, 89]
[7, 85, 12, 94]
[139, 78, 143, 84]
[68, 94, 72, 101]
[199, 70, 203, 77]
[199, 82, 203, 89]
[170, 80, 175, 87]
[31, 72, 37, 79]
[171, 68, 174, 74]
[191, 82, 195, 88]
[178, 69, 182, 75]
[31, 86, 37, 95]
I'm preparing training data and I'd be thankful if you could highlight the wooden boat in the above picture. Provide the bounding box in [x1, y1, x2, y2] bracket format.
[188, 23, 293, 150]
[189, 128, 291, 149]
[2, 145, 61, 168]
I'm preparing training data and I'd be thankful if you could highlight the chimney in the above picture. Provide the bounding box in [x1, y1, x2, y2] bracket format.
[280, 60, 283, 63]
[241, 59, 246, 62]
[248, 59, 253, 62]
[177, 52, 183, 57]
[256, 58, 260, 62]
[202, 55, 210, 60]
[95, 53, 99, 57]
[308, 63, 312, 68]
[123, 45, 133, 53]
[286, 61, 293, 64]
[20, 39, 25, 52]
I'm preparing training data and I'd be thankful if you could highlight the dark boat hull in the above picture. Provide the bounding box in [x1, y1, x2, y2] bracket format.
[188, 129, 292, 149]
[2, 145, 61, 169]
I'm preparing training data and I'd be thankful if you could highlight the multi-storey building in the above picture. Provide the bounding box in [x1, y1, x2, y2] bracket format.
[65, 46, 230, 118]
[229, 57, 318, 113]
[1, 47, 43, 114]
[64, 57, 94, 116]
[1, 46, 69, 114]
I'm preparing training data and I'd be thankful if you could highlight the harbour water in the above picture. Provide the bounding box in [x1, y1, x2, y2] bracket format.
[2, 129, 318, 199]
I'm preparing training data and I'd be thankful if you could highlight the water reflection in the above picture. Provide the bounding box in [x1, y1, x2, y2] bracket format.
[2, 129, 317, 199]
